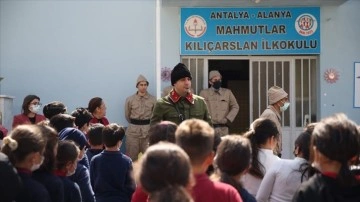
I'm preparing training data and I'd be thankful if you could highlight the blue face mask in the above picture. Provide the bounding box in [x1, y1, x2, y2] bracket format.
[280, 102, 290, 112]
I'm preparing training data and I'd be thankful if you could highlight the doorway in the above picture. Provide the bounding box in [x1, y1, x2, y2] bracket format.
[208, 60, 250, 134]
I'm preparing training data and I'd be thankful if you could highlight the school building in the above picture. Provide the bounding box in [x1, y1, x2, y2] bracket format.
[1, 0, 359, 158]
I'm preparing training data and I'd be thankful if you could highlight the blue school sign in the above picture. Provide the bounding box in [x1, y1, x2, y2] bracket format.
[181, 7, 320, 55]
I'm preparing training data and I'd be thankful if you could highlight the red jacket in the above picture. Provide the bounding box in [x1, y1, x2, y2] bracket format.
[89, 117, 109, 126]
[12, 114, 46, 129]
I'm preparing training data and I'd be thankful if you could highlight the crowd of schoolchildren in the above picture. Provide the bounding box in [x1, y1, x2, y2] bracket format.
[1, 93, 360, 202]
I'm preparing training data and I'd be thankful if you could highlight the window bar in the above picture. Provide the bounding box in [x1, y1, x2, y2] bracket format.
[301, 59, 304, 127]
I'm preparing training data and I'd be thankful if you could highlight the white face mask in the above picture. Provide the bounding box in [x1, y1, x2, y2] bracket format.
[280, 102, 290, 112]
[31, 155, 44, 171]
[30, 104, 41, 113]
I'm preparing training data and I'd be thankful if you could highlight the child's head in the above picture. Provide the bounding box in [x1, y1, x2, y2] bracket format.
[59, 128, 88, 160]
[102, 123, 125, 149]
[49, 114, 75, 133]
[38, 125, 59, 172]
[87, 123, 104, 147]
[216, 135, 252, 177]
[244, 118, 279, 178]
[175, 119, 214, 166]
[56, 140, 79, 176]
[312, 113, 360, 187]
[1, 125, 46, 171]
[149, 121, 177, 146]
[43, 101, 67, 119]
[138, 142, 192, 193]
[149, 186, 193, 202]
[294, 130, 312, 160]
[71, 107, 93, 133]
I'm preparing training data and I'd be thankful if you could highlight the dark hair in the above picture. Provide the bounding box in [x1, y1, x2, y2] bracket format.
[206, 131, 222, 175]
[71, 107, 93, 129]
[149, 186, 193, 202]
[88, 97, 103, 114]
[102, 123, 125, 147]
[138, 142, 192, 193]
[149, 121, 177, 146]
[175, 119, 214, 166]
[244, 118, 279, 178]
[49, 114, 75, 133]
[312, 113, 360, 187]
[56, 140, 79, 170]
[294, 128, 314, 182]
[22, 95, 40, 115]
[1, 125, 46, 166]
[215, 135, 252, 192]
[88, 123, 104, 146]
[37, 125, 59, 172]
[43, 101, 66, 119]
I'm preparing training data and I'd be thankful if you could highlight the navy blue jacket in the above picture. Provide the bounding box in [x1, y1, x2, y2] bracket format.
[33, 170, 65, 202]
[69, 163, 95, 202]
[90, 150, 135, 202]
[56, 173, 82, 202]
[16, 168, 51, 202]
[86, 148, 103, 163]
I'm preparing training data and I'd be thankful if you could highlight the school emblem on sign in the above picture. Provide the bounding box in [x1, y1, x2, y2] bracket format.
[184, 15, 207, 38]
[295, 13, 317, 37]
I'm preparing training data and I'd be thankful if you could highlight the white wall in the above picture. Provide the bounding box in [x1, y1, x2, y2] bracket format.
[320, 0, 360, 123]
[160, 6, 181, 91]
[0, 0, 156, 127]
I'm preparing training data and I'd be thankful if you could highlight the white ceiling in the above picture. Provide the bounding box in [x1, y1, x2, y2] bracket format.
[161, 0, 348, 7]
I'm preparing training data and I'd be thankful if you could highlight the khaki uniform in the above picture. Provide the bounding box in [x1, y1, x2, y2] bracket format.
[150, 91, 212, 126]
[199, 87, 239, 136]
[125, 92, 156, 161]
[260, 105, 282, 155]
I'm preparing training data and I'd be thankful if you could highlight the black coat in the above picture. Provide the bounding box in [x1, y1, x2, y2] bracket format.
[293, 173, 360, 202]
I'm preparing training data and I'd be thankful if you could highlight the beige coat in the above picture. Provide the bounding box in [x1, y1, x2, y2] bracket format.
[260, 105, 282, 154]
[125, 92, 156, 137]
[199, 87, 239, 136]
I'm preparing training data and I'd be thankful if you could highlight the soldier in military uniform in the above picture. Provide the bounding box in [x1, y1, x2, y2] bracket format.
[200, 70, 239, 136]
[125, 74, 156, 161]
[150, 63, 212, 126]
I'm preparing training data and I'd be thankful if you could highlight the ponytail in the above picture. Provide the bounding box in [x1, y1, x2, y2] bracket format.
[245, 130, 264, 178]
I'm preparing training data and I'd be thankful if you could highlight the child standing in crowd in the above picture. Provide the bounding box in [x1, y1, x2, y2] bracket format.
[1, 125, 51, 202]
[12, 95, 46, 128]
[71, 107, 93, 135]
[241, 118, 280, 197]
[213, 135, 255, 202]
[175, 119, 243, 202]
[33, 125, 64, 202]
[293, 113, 360, 202]
[49, 114, 76, 133]
[43, 101, 67, 120]
[136, 142, 193, 201]
[55, 140, 82, 202]
[85, 123, 104, 163]
[132, 120, 178, 202]
[90, 123, 135, 202]
[256, 128, 312, 202]
[59, 127, 95, 202]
